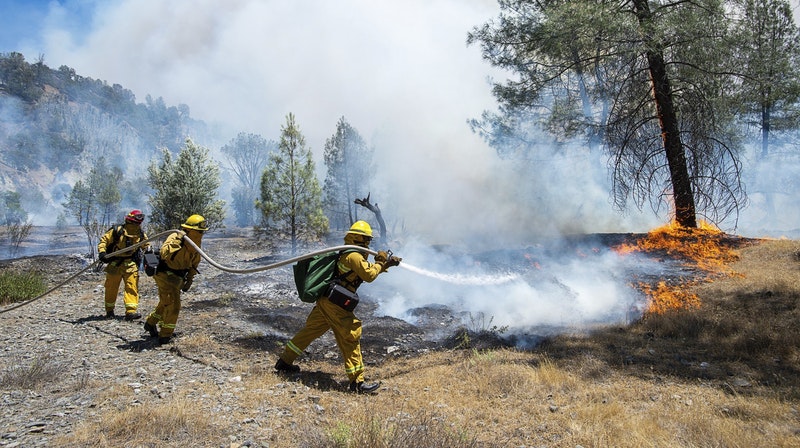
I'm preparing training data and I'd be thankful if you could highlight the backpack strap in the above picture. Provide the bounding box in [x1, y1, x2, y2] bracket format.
[334, 249, 365, 290]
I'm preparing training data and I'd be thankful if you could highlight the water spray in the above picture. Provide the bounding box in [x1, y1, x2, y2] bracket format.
[397, 262, 520, 285]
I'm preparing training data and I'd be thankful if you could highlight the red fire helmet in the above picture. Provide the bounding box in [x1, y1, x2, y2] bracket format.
[125, 209, 145, 224]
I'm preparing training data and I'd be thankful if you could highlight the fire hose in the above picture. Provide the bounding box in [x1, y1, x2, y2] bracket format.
[0, 229, 379, 315]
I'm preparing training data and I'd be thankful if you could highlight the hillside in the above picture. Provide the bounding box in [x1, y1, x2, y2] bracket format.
[0, 230, 798, 447]
[0, 52, 212, 222]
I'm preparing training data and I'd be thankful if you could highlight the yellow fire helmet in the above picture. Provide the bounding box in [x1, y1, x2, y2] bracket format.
[345, 220, 372, 246]
[181, 214, 208, 232]
[347, 221, 372, 237]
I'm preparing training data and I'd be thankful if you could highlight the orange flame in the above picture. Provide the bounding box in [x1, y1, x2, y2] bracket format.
[615, 221, 742, 315]
[638, 281, 701, 315]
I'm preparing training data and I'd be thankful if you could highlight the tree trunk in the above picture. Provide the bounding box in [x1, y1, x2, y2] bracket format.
[354, 194, 387, 244]
[633, 0, 697, 228]
[761, 103, 771, 158]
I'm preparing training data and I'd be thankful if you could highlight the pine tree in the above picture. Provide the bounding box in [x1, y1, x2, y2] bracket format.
[257, 113, 328, 254]
[468, 0, 749, 228]
[147, 138, 226, 231]
[322, 117, 374, 231]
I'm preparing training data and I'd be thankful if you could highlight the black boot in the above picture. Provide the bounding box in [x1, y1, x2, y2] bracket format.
[124, 312, 141, 321]
[350, 381, 381, 394]
[105, 309, 115, 319]
[274, 358, 300, 373]
[158, 336, 171, 345]
[143, 322, 158, 338]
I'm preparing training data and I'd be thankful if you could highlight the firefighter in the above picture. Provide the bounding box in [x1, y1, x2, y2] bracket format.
[275, 220, 401, 394]
[143, 214, 206, 344]
[97, 209, 151, 320]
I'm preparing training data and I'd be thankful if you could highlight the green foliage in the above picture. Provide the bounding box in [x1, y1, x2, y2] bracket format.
[147, 138, 226, 231]
[63, 179, 103, 257]
[89, 158, 122, 228]
[257, 113, 328, 253]
[1, 191, 27, 225]
[63, 161, 123, 257]
[732, 0, 800, 156]
[0, 270, 46, 305]
[220, 132, 276, 227]
[0, 53, 199, 199]
[3, 221, 33, 257]
[468, 0, 759, 227]
[0, 52, 43, 102]
[322, 117, 375, 231]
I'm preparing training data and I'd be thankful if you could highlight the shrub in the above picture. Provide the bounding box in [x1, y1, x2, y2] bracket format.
[0, 270, 46, 305]
[0, 354, 66, 390]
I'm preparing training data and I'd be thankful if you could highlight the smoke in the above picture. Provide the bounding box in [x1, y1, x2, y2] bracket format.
[6, 0, 800, 334]
[369, 238, 654, 340]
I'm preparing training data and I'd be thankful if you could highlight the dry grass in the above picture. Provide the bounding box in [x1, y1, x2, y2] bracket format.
[57, 238, 800, 447]
[60, 395, 224, 447]
[0, 353, 68, 390]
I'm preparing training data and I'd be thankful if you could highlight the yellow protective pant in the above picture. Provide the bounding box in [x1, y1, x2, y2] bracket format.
[281, 297, 365, 383]
[145, 272, 184, 338]
[104, 260, 140, 315]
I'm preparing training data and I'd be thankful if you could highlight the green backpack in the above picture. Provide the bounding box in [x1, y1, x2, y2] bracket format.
[293, 249, 357, 303]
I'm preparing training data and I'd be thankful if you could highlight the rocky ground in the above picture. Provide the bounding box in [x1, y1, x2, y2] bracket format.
[0, 232, 478, 447]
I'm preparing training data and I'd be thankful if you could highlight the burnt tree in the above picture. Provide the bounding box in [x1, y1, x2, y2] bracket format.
[354, 193, 387, 244]
[632, 0, 697, 228]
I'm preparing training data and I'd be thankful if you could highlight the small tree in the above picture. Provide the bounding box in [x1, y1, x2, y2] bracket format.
[2, 191, 27, 225]
[89, 158, 122, 229]
[257, 113, 328, 254]
[147, 138, 226, 231]
[220, 132, 276, 227]
[63, 180, 102, 257]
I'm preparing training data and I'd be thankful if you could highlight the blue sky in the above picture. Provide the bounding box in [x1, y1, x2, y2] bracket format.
[0, 0, 95, 54]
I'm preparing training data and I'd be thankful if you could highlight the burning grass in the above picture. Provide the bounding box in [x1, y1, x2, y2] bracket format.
[614, 221, 756, 315]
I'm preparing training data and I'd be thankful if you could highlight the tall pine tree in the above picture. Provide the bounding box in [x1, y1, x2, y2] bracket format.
[322, 117, 374, 231]
[258, 113, 327, 253]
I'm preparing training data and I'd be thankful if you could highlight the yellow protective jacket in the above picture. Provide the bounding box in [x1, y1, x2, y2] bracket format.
[97, 223, 150, 259]
[337, 251, 385, 292]
[159, 231, 202, 282]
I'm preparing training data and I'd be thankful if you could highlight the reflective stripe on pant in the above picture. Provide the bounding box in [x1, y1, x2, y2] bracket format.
[104, 261, 140, 314]
[281, 297, 365, 383]
[146, 272, 183, 338]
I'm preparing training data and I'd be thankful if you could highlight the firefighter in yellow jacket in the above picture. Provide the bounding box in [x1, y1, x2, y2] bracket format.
[97, 209, 151, 320]
[275, 221, 401, 394]
[143, 214, 206, 344]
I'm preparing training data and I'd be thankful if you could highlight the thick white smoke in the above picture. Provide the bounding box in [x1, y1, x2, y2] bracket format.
[368, 238, 657, 339]
[6, 0, 800, 335]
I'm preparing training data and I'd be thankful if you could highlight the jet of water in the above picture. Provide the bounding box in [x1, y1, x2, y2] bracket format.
[398, 262, 520, 285]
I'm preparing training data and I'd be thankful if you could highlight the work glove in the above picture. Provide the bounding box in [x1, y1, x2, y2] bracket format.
[375, 251, 389, 263]
[387, 256, 402, 268]
[98, 252, 108, 263]
[181, 277, 193, 292]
